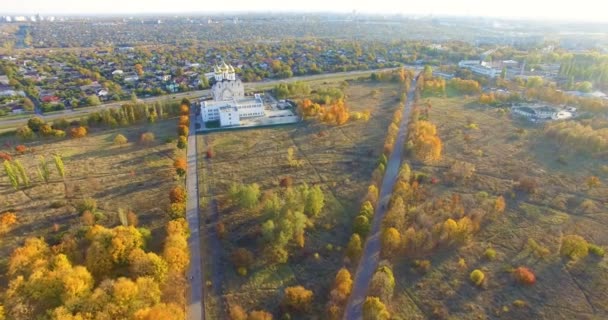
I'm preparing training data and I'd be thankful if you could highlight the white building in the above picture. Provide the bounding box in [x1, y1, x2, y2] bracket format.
[218, 106, 240, 126]
[458, 60, 499, 78]
[211, 62, 244, 101]
[201, 94, 265, 125]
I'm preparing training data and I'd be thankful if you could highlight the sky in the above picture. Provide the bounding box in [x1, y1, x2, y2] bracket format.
[1, 0, 607, 23]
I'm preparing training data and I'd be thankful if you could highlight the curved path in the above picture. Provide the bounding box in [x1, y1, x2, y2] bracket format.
[343, 79, 416, 319]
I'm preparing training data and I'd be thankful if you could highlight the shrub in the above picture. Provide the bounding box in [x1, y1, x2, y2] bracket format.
[0, 152, 12, 161]
[484, 248, 497, 260]
[70, 126, 88, 138]
[16, 126, 34, 140]
[560, 235, 589, 260]
[413, 259, 431, 274]
[283, 286, 313, 313]
[114, 134, 128, 145]
[588, 244, 605, 257]
[513, 267, 535, 285]
[140, 132, 155, 144]
[169, 185, 187, 203]
[52, 129, 66, 138]
[206, 148, 214, 158]
[0, 212, 17, 234]
[15, 145, 27, 154]
[470, 269, 485, 286]
[77, 198, 97, 214]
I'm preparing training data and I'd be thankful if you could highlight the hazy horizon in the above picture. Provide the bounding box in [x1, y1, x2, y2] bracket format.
[2, 0, 608, 23]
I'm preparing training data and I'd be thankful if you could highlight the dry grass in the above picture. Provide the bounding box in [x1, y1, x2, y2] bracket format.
[197, 80, 402, 316]
[390, 97, 608, 319]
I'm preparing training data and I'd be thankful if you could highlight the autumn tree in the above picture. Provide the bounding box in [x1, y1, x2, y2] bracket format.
[248, 310, 273, 320]
[362, 296, 390, 320]
[381, 227, 401, 257]
[169, 185, 187, 203]
[177, 125, 189, 136]
[346, 234, 363, 261]
[173, 157, 187, 177]
[70, 126, 88, 138]
[231, 248, 254, 275]
[494, 196, 506, 214]
[283, 286, 313, 313]
[329, 268, 353, 304]
[369, 264, 395, 302]
[407, 119, 442, 163]
[229, 305, 248, 320]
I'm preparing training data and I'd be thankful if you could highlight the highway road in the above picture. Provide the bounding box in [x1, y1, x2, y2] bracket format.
[0, 67, 401, 129]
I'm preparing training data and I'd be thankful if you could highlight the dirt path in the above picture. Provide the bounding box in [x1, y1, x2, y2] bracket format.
[343, 80, 416, 319]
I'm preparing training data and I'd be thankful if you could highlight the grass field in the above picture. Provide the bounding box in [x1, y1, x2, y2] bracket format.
[389, 97, 608, 320]
[0, 119, 179, 287]
[197, 79, 402, 318]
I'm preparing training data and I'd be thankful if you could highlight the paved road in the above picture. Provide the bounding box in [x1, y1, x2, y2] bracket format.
[343, 79, 416, 320]
[186, 111, 204, 320]
[0, 67, 401, 129]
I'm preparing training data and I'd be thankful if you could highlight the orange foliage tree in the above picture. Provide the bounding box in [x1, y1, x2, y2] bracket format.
[70, 126, 88, 138]
[173, 158, 187, 177]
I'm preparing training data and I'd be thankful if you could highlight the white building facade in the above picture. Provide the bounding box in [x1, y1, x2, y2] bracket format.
[201, 62, 265, 127]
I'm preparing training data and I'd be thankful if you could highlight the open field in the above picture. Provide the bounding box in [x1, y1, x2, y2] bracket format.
[196, 79, 403, 318]
[0, 119, 179, 286]
[389, 97, 608, 319]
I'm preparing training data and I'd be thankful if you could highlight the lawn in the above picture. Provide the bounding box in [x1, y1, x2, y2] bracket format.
[388, 96, 608, 320]
[0, 119, 179, 287]
[196, 79, 403, 318]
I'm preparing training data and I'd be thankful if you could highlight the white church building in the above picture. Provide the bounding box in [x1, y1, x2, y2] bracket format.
[201, 62, 265, 127]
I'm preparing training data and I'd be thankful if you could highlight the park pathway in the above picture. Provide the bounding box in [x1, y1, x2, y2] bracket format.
[343, 79, 417, 319]
[186, 107, 204, 320]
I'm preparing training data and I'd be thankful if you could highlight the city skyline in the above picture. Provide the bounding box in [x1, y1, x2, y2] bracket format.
[1, 0, 608, 23]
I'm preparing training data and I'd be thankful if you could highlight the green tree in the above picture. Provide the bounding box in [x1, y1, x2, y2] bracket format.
[304, 185, 325, 217]
[346, 234, 363, 261]
[560, 235, 589, 260]
[369, 265, 395, 302]
[423, 65, 433, 79]
[3, 160, 19, 189]
[27, 117, 45, 132]
[13, 160, 29, 187]
[37, 156, 51, 183]
[53, 155, 65, 179]
[86, 95, 101, 106]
